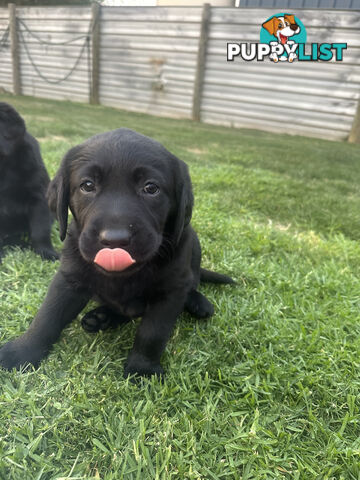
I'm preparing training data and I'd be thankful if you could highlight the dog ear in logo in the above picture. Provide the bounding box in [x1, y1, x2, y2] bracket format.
[262, 16, 281, 37]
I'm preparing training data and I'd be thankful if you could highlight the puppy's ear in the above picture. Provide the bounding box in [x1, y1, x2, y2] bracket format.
[47, 169, 69, 241]
[284, 14, 296, 24]
[262, 17, 278, 36]
[47, 145, 81, 241]
[170, 159, 194, 246]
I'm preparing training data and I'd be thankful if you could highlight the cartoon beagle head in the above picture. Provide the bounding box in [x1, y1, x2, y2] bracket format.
[262, 14, 300, 45]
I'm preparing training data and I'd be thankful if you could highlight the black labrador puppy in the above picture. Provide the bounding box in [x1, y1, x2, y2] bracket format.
[0, 102, 57, 261]
[0, 129, 233, 377]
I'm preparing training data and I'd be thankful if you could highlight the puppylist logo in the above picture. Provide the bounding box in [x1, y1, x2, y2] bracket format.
[227, 13, 347, 63]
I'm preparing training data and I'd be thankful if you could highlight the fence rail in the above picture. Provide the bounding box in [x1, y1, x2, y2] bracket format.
[0, 3, 359, 142]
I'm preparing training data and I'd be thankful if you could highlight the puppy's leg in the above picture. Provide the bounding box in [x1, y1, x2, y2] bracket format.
[185, 289, 214, 318]
[124, 293, 186, 379]
[186, 234, 214, 318]
[28, 199, 58, 261]
[81, 306, 130, 333]
[0, 271, 90, 370]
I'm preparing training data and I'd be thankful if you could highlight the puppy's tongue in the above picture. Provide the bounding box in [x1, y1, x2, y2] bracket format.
[280, 33, 287, 45]
[94, 248, 135, 272]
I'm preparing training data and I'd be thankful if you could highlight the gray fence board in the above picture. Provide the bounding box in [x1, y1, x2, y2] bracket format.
[100, 7, 202, 22]
[211, 8, 360, 28]
[99, 6, 201, 118]
[16, 6, 91, 103]
[17, 7, 91, 19]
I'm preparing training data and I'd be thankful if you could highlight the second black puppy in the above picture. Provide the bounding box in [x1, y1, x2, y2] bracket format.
[0, 103, 57, 261]
[0, 129, 233, 377]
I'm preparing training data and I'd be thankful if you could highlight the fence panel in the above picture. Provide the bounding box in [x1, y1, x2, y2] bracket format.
[16, 6, 91, 103]
[99, 6, 202, 118]
[202, 8, 360, 140]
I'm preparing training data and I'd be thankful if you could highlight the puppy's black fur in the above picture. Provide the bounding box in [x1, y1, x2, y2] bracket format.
[0, 129, 233, 377]
[0, 102, 57, 261]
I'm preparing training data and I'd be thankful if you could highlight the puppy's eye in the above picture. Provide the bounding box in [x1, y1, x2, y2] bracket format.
[80, 180, 96, 193]
[143, 182, 160, 195]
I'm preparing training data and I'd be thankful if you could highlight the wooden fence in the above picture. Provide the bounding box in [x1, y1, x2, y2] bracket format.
[0, 4, 359, 142]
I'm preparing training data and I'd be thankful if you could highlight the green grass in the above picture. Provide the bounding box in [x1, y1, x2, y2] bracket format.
[1, 93, 360, 480]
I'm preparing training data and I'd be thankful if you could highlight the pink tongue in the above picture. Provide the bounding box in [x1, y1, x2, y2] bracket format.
[94, 248, 135, 272]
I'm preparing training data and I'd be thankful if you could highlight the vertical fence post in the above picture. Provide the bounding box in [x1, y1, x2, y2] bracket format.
[90, 2, 100, 104]
[192, 3, 211, 122]
[349, 99, 360, 144]
[8, 3, 21, 96]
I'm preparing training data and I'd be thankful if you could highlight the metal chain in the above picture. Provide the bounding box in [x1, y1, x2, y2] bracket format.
[18, 16, 95, 85]
[19, 27, 90, 85]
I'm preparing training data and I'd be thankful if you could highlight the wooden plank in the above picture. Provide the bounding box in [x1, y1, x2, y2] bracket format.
[17, 20, 91, 34]
[17, 44, 91, 59]
[100, 61, 196, 76]
[210, 8, 360, 29]
[201, 97, 353, 129]
[19, 33, 88, 44]
[204, 66, 360, 89]
[21, 86, 88, 102]
[201, 107, 351, 132]
[192, 3, 210, 122]
[101, 7, 202, 23]
[101, 35, 198, 48]
[101, 38, 198, 53]
[20, 56, 89, 70]
[90, 2, 100, 104]
[21, 81, 89, 95]
[102, 21, 200, 38]
[201, 111, 346, 140]
[20, 68, 89, 83]
[205, 68, 360, 88]
[99, 82, 193, 105]
[99, 65, 195, 82]
[17, 7, 91, 19]
[100, 97, 191, 119]
[348, 98, 360, 143]
[202, 84, 358, 115]
[100, 50, 197, 65]
[9, 3, 21, 95]
[203, 72, 360, 98]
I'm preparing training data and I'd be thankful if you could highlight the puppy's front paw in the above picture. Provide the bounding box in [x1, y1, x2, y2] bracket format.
[0, 338, 47, 371]
[185, 290, 214, 319]
[81, 306, 130, 333]
[124, 353, 164, 380]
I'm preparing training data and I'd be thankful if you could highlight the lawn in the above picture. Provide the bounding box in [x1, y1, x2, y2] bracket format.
[0, 93, 360, 480]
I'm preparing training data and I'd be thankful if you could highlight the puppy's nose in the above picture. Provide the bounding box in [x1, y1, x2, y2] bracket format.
[99, 228, 131, 248]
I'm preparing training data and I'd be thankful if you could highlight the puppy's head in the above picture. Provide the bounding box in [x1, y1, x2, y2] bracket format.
[48, 128, 193, 273]
[0, 102, 26, 157]
[262, 14, 300, 44]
